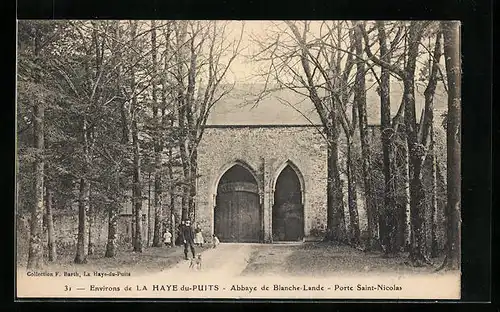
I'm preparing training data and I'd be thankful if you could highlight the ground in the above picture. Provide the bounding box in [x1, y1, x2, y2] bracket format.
[18, 242, 446, 276]
[17, 242, 460, 299]
[240, 242, 445, 276]
[17, 244, 212, 275]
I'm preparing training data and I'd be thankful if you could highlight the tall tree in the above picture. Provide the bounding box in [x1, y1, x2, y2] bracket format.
[26, 24, 46, 269]
[353, 23, 376, 248]
[375, 21, 399, 254]
[74, 21, 105, 264]
[105, 20, 125, 258]
[18, 21, 63, 269]
[440, 20, 461, 270]
[150, 20, 163, 247]
[337, 24, 361, 246]
[421, 29, 443, 258]
[129, 20, 144, 253]
[160, 22, 178, 245]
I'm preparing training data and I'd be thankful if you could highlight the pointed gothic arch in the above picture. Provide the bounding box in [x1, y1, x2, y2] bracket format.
[271, 160, 305, 241]
[212, 160, 263, 242]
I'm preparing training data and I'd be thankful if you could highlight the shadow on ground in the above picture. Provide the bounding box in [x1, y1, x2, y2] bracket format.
[240, 242, 445, 277]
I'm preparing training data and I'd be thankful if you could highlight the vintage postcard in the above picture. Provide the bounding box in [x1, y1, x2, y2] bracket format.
[16, 20, 461, 299]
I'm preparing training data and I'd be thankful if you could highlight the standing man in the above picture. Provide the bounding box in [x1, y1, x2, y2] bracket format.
[181, 219, 196, 260]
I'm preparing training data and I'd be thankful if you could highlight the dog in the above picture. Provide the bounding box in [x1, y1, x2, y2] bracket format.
[189, 254, 202, 270]
[212, 235, 220, 249]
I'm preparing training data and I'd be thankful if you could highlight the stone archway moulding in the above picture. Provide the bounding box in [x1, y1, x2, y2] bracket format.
[272, 159, 306, 205]
[210, 159, 263, 208]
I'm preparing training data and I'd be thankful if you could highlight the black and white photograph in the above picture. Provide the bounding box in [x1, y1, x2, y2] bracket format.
[15, 20, 461, 299]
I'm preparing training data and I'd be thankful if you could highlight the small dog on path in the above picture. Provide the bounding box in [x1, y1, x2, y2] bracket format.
[189, 254, 202, 270]
[212, 234, 220, 248]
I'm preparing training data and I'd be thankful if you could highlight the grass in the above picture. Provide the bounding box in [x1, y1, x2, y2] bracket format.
[241, 241, 447, 277]
[17, 243, 211, 275]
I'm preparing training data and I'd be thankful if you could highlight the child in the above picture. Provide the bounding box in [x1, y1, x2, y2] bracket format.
[212, 234, 220, 248]
[163, 230, 172, 247]
[194, 224, 204, 247]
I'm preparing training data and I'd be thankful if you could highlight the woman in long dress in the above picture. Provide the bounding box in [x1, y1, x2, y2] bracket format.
[194, 224, 204, 247]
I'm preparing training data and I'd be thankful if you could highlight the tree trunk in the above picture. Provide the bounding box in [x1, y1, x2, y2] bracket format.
[104, 204, 119, 257]
[105, 173, 120, 258]
[405, 22, 434, 266]
[74, 177, 89, 264]
[346, 138, 360, 246]
[131, 216, 136, 246]
[27, 28, 45, 270]
[430, 126, 439, 257]
[147, 172, 152, 246]
[130, 21, 143, 253]
[168, 147, 176, 244]
[179, 140, 190, 221]
[325, 125, 347, 243]
[404, 78, 430, 265]
[189, 151, 198, 221]
[354, 26, 378, 250]
[403, 146, 411, 250]
[150, 20, 164, 247]
[130, 21, 143, 252]
[27, 121, 44, 269]
[441, 20, 461, 270]
[87, 185, 94, 255]
[377, 21, 398, 254]
[104, 179, 120, 258]
[131, 106, 143, 252]
[105, 21, 124, 258]
[75, 111, 92, 264]
[45, 186, 56, 262]
[153, 169, 163, 246]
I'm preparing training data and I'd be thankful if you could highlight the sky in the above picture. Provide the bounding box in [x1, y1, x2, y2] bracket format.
[217, 20, 445, 85]
[218, 20, 278, 84]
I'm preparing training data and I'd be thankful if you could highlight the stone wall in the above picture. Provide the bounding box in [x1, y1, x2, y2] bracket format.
[16, 211, 144, 261]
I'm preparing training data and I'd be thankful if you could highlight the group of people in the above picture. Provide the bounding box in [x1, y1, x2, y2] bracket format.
[162, 220, 220, 260]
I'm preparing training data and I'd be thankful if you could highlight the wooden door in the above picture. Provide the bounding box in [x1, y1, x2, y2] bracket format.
[215, 190, 261, 242]
[283, 203, 303, 241]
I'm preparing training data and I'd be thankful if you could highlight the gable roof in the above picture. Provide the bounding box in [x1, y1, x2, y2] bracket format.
[206, 81, 448, 126]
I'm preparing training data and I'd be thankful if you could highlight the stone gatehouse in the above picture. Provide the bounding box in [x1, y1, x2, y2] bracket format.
[195, 125, 329, 243]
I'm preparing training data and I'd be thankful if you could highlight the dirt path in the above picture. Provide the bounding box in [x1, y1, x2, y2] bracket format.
[148, 243, 254, 281]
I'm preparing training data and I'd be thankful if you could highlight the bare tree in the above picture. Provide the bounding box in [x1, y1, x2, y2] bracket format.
[150, 20, 164, 247]
[171, 21, 244, 221]
[128, 20, 144, 253]
[105, 20, 126, 258]
[26, 25, 46, 269]
[353, 22, 376, 248]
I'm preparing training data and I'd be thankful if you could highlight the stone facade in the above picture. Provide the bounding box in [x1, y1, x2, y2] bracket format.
[195, 125, 329, 242]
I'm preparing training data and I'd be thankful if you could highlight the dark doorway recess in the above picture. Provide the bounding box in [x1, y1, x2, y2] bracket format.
[273, 165, 304, 241]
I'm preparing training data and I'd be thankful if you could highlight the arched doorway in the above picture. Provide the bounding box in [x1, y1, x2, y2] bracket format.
[214, 164, 261, 242]
[273, 165, 304, 241]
